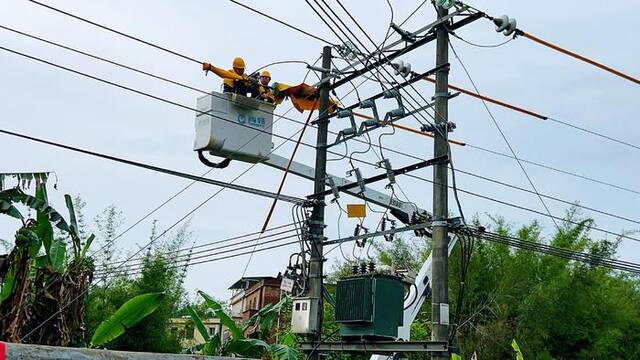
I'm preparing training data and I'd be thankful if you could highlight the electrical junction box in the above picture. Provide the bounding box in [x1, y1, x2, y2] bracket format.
[194, 91, 275, 163]
[291, 297, 318, 334]
[335, 274, 404, 339]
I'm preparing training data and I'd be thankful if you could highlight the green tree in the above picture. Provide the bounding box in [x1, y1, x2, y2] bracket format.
[325, 207, 640, 358]
[85, 218, 192, 353]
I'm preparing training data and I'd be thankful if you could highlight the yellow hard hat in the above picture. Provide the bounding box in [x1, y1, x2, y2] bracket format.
[260, 70, 271, 78]
[232, 57, 245, 69]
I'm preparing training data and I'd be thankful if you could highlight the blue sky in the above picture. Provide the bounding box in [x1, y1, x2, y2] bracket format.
[1, 0, 638, 299]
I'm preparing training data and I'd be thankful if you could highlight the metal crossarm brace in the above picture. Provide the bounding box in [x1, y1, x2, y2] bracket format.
[311, 5, 474, 89]
[261, 155, 428, 224]
[329, 65, 447, 120]
[308, 155, 448, 199]
[323, 222, 431, 246]
[327, 12, 483, 90]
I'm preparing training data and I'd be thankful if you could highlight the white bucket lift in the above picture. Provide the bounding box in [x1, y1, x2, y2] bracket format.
[194, 91, 275, 163]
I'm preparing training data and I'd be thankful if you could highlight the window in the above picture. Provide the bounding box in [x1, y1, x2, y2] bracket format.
[295, 303, 301, 311]
[302, 302, 308, 311]
[208, 327, 217, 336]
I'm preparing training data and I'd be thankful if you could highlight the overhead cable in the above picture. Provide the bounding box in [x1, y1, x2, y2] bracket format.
[0, 128, 306, 205]
[100, 237, 303, 278]
[227, 0, 336, 45]
[3, 37, 637, 228]
[96, 231, 301, 276]
[422, 76, 640, 151]
[448, 40, 560, 230]
[27, 0, 201, 63]
[518, 31, 640, 86]
[8, 14, 629, 201]
[471, 228, 640, 274]
[406, 173, 640, 245]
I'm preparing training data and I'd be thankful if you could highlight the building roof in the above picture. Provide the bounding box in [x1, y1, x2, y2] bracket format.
[228, 276, 269, 290]
[228, 274, 281, 290]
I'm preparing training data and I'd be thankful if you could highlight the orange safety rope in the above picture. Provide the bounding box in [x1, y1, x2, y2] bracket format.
[521, 31, 640, 86]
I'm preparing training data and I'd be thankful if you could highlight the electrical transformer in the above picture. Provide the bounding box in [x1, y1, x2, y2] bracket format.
[335, 273, 405, 339]
[194, 91, 275, 163]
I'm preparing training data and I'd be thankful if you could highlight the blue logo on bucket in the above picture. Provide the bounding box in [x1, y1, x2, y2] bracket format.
[237, 113, 266, 128]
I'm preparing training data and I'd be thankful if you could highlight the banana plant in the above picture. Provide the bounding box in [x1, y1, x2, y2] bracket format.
[186, 290, 298, 360]
[0, 184, 97, 345]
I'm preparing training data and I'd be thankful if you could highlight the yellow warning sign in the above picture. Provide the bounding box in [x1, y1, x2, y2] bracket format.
[346, 204, 366, 218]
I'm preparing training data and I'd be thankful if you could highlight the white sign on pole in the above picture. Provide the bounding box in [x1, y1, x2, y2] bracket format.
[281, 278, 294, 293]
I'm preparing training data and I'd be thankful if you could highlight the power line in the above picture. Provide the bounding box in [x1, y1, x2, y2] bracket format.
[404, 173, 640, 245]
[20, 1, 634, 202]
[464, 143, 640, 196]
[20, 101, 330, 340]
[422, 75, 640, 152]
[101, 223, 298, 268]
[4, 27, 637, 237]
[20, 224, 300, 340]
[0, 45, 303, 148]
[8, 13, 632, 203]
[0, 128, 306, 205]
[452, 168, 640, 226]
[472, 229, 640, 274]
[27, 0, 201, 63]
[517, 30, 640, 86]
[227, 0, 336, 46]
[100, 237, 304, 279]
[399, 0, 429, 27]
[0, 43, 629, 232]
[96, 231, 301, 276]
[15, 100, 308, 333]
[447, 39, 560, 230]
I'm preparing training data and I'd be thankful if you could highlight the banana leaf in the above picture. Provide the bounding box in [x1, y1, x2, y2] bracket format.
[202, 336, 221, 356]
[512, 339, 524, 360]
[186, 305, 210, 341]
[225, 338, 269, 357]
[49, 238, 66, 273]
[90, 292, 165, 347]
[242, 296, 286, 333]
[0, 263, 17, 304]
[64, 194, 81, 255]
[35, 185, 52, 258]
[198, 290, 243, 340]
[269, 343, 299, 360]
[0, 188, 70, 232]
[79, 234, 95, 261]
[0, 198, 23, 220]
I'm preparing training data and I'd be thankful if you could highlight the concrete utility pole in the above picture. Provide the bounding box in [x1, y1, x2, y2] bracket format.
[431, 4, 450, 359]
[307, 45, 332, 356]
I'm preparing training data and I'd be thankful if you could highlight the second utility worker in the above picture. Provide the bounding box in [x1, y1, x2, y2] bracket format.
[256, 70, 275, 103]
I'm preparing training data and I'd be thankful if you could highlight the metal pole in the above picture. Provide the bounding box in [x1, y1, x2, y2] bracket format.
[431, 4, 450, 359]
[308, 45, 332, 355]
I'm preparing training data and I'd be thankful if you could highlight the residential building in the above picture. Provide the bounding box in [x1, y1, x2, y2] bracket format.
[169, 316, 223, 349]
[228, 275, 282, 322]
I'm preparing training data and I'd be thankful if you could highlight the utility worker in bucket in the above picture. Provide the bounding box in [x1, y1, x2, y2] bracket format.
[202, 57, 258, 97]
[256, 70, 276, 103]
[222, 57, 254, 96]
